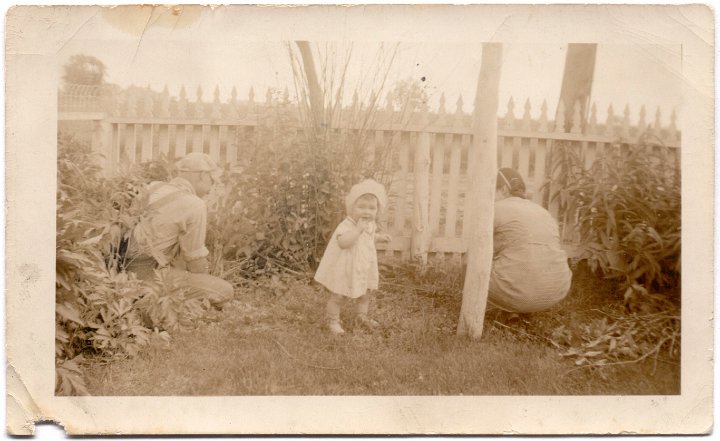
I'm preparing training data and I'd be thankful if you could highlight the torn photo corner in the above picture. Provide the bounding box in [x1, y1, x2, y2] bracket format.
[5, 3, 714, 436]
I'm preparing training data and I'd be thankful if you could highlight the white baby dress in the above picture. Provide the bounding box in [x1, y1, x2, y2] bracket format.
[314, 217, 379, 298]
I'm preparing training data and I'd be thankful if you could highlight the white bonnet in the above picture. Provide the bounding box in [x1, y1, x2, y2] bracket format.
[344, 179, 387, 214]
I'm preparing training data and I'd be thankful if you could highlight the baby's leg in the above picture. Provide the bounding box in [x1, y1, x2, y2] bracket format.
[327, 292, 346, 317]
[326, 293, 346, 334]
[356, 293, 370, 316]
[355, 293, 379, 328]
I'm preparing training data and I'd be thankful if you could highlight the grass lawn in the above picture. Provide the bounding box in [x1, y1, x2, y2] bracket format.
[84, 261, 679, 395]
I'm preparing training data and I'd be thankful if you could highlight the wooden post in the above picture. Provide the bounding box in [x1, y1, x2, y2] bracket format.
[295, 41, 325, 129]
[557, 43, 597, 133]
[411, 119, 431, 264]
[457, 43, 502, 339]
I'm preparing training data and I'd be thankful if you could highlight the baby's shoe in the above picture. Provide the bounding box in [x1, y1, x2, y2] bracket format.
[355, 314, 380, 330]
[327, 318, 345, 335]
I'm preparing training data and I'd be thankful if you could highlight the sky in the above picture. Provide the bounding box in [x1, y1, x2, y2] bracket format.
[57, 6, 683, 126]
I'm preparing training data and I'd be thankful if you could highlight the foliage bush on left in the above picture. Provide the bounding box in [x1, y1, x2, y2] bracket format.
[56, 134, 201, 395]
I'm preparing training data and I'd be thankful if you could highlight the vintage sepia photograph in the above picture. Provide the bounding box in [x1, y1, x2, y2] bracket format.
[6, 4, 714, 435]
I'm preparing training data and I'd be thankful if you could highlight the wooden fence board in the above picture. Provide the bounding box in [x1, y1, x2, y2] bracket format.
[202, 124, 212, 154]
[218, 125, 228, 162]
[175, 124, 187, 158]
[373, 130, 391, 231]
[158, 124, 170, 158]
[109, 123, 120, 174]
[500, 136, 513, 168]
[191, 125, 203, 153]
[518, 136, 530, 180]
[584, 140, 596, 169]
[385, 130, 402, 258]
[461, 134, 474, 238]
[532, 138, 547, 205]
[394, 131, 409, 234]
[114, 123, 125, 170]
[445, 134, 461, 238]
[429, 134, 444, 235]
[124, 124, 136, 165]
[512, 135, 522, 169]
[209, 125, 220, 161]
[63, 92, 681, 259]
[141, 124, 153, 162]
[527, 136, 539, 197]
[595, 141, 606, 164]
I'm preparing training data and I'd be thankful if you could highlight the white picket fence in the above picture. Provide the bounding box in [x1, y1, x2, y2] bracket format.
[58, 84, 681, 259]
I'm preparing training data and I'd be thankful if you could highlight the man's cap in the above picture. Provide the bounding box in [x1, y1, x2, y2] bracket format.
[175, 152, 220, 173]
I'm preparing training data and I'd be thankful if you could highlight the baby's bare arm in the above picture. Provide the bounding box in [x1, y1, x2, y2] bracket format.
[337, 220, 368, 249]
[375, 232, 392, 243]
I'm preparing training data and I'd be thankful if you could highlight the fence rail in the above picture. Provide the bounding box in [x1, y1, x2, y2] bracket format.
[58, 84, 681, 259]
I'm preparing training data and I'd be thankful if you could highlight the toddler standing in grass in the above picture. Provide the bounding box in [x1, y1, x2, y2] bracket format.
[314, 179, 391, 335]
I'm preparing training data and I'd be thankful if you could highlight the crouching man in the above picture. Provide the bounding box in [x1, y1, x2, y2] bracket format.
[125, 152, 233, 309]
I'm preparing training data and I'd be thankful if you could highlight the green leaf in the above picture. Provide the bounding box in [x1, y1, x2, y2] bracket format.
[56, 303, 84, 326]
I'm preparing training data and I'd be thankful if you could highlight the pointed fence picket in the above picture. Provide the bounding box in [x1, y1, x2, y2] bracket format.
[59, 85, 681, 259]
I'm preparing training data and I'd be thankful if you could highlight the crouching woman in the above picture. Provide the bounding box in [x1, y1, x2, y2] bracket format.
[487, 168, 572, 313]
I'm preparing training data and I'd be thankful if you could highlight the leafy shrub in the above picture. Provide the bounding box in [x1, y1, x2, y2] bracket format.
[56, 191, 152, 393]
[206, 44, 405, 277]
[56, 134, 202, 395]
[135, 270, 208, 331]
[206, 95, 396, 277]
[549, 139, 680, 297]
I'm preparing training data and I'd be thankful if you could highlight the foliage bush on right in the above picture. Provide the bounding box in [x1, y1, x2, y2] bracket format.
[547, 138, 681, 369]
[550, 139, 680, 299]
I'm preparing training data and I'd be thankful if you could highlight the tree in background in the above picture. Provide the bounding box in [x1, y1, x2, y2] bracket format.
[62, 54, 107, 86]
[386, 77, 429, 113]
